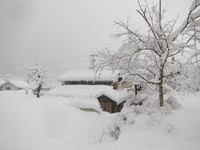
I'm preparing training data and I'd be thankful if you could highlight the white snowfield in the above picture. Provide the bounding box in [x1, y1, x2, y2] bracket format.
[0, 90, 200, 150]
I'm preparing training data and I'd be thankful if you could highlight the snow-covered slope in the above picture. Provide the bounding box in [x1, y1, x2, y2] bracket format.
[0, 90, 200, 150]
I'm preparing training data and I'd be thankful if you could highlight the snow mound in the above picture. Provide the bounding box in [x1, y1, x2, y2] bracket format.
[121, 93, 182, 126]
[70, 100, 102, 113]
[48, 85, 129, 104]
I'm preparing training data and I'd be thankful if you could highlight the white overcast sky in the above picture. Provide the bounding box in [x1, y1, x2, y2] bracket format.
[0, 0, 193, 77]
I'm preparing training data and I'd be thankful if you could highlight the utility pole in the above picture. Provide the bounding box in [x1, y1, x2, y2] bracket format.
[159, 0, 162, 31]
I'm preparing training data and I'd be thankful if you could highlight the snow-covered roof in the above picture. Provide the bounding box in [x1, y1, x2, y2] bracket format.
[0, 79, 6, 87]
[8, 80, 30, 89]
[95, 89, 129, 105]
[48, 85, 129, 104]
[59, 70, 116, 81]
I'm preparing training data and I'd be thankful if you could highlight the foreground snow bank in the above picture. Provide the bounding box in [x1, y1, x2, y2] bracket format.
[0, 90, 200, 150]
[0, 91, 114, 150]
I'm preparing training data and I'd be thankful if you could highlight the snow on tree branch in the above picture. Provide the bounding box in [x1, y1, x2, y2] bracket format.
[171, 0, 200, 41]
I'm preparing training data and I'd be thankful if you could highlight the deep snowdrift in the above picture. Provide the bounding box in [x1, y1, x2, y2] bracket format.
[0, 90, 200, 150]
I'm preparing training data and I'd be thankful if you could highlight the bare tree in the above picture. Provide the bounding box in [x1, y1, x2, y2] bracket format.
[90, 0, 200, 107]
[26, 65, 47, 98]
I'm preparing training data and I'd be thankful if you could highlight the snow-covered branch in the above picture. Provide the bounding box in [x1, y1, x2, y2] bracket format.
[171, 0, 200, 41]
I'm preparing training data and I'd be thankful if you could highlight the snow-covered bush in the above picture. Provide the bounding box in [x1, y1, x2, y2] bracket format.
[121, 90, 181, 127]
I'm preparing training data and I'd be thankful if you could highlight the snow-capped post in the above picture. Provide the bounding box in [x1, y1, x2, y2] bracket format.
[90, 0, 200, 107]
[26, 65, 47, 98]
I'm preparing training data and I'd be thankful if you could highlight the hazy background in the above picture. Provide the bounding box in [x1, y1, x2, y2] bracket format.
[0, 0, 192, 78]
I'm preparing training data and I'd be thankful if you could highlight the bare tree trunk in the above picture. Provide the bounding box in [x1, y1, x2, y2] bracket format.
[158, 0, 164, 107]
[159, 69, 164, 107]
[37, 84, 42, 98]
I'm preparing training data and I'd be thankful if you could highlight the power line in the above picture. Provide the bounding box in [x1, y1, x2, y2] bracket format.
[0, 55, 90, 64]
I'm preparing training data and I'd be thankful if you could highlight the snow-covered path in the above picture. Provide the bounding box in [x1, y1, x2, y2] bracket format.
[0, 90, 200, 150]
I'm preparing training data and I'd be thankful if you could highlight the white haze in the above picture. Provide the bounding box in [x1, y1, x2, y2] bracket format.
[0, 0, 192, 78]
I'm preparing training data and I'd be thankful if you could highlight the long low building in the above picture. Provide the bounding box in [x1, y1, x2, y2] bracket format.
[59, 70, 117, 86]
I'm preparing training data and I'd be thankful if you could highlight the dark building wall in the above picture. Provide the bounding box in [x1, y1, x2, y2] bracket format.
[97, 95, 124, 113]
[63, 80, 113, 86]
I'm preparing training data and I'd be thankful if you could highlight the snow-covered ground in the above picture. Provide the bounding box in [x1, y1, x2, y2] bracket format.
[0, 90, 200, 150]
